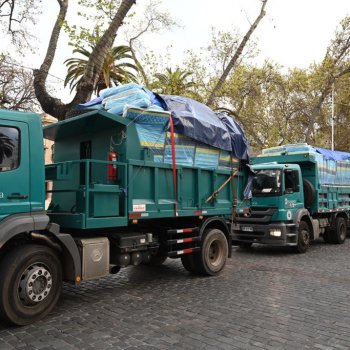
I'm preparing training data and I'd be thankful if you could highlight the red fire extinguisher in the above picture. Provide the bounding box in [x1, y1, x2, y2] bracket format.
[108, 150, 118, 181]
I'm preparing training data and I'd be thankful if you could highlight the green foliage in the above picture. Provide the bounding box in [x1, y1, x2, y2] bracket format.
[180, 16, 350, 152]
[207, 27, 258, 76]
[151, 67, 196, 97]
[63, 0, 122, 49]
[64, 44, 139, 94]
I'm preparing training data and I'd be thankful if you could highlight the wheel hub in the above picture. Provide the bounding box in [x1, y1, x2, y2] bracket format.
[19, 264, 52, 304]
[208, 240, 224, 267]
[301, 229, 310, 245]
[339, 224, 346, 240]
[209, 243, 218, 261]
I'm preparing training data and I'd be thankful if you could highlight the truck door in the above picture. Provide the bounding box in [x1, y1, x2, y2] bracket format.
[0, 121, 30, 217]
[283, 169, 302, 211]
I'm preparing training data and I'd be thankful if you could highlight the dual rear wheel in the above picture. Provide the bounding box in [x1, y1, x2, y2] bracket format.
[324, 217, 347, 244]
[297, 217, 347, 254]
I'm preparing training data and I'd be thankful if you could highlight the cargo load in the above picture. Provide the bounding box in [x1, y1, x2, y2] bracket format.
[76, 83, 250, 169]
[261, 143, 350, 186]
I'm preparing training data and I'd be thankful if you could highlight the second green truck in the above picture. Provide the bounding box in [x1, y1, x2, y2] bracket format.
[233, 144, 350, 253]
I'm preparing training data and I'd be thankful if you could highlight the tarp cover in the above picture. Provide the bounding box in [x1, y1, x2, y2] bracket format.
[315, 147, 350, 161]
[160, 95, 249, 161]
[74, 87, 249, 161]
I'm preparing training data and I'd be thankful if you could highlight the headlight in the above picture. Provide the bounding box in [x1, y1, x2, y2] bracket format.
[270, 229, 282, 237]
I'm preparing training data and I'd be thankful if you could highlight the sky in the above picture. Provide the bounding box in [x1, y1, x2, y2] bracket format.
[2, 0, 349, 102]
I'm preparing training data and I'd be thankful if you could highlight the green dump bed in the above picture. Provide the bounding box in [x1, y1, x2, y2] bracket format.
[254, 144, 350, 215]
[44, 110, 243, 230]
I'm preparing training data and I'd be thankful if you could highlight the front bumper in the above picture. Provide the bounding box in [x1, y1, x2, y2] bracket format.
[232, 222, 297, 246]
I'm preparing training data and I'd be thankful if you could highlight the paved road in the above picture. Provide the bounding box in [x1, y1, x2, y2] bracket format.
[1, 240, 350, 350]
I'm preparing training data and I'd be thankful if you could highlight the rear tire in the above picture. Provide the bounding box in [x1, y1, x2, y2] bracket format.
[181, 254, 200, 274]
[323, 228, 332, 243]
[148, 254, 167, 266]
[195, 228, 228, 276]
[324, 217, 347, 244]
[295, 221, 310, 254]
[332, 217, 347, 244]
[0, 244, 62, 326]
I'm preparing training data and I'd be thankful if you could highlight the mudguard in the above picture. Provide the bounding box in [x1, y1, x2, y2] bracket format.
[0, 212, 49, 248]
[293, 208, 311, 225]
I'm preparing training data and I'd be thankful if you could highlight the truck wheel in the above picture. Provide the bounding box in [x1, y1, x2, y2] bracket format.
[0, 244, 62, 326]
[295, 221, 310, 254]
[323, 228, 332, 243]
[181, 254, 201, 274]
[197, 228, 228, 276]
[148, 254, 167, 266]
[333, 217, 347, 244]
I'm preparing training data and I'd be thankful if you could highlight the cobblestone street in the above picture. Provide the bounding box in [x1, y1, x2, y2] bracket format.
[1, 240, 350, 350]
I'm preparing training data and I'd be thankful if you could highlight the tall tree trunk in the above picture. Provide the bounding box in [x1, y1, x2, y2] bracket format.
[33, 0, 136, 120]
[33, 0, 69, 118]
[207, 0, 268, 107]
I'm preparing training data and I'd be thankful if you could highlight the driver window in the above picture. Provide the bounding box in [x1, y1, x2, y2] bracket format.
[0, 126, 20, 172]
[285, 170, 299, 192]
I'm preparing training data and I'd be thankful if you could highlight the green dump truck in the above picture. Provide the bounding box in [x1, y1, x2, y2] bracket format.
[233, 144, 350, 253]
[0, 100, 249, 325]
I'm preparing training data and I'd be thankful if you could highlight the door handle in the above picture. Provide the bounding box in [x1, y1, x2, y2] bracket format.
[7, 194, 28, 199]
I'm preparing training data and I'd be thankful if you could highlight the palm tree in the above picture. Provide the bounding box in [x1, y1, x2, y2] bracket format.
[153, 68, 196, 95]
[0, 133, 14, 164]
[64, 45, 139, 94]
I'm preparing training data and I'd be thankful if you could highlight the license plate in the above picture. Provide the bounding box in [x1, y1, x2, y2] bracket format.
[242, 226, 253, 232]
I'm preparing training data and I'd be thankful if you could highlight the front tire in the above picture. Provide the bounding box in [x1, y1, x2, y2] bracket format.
[295, 221, 310, 254]
[0, 244, 62, 326]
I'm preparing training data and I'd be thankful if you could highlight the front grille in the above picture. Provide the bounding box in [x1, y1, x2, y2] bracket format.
[236, 207, 277, 223]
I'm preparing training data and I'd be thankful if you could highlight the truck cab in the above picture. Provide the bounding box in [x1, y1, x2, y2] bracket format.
[233, 163, 306, 249]
[0, 110, 47, 235]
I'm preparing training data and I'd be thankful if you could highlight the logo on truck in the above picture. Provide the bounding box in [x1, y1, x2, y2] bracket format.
[285, 198, 296, 208]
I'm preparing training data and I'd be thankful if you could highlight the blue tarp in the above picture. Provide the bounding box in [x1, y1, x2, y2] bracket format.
[75, 96, 103, 109]
[315, 147, 350, 161]
[160, 95, 249, 161]
[75, 86, 250, 162]
[218, 113, 250, 161]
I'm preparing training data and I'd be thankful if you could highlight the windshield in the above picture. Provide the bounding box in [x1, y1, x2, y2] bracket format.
[252, 169, 282, 196]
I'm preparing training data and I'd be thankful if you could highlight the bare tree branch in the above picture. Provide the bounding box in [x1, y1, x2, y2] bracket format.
[207, 0, 268, 106]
